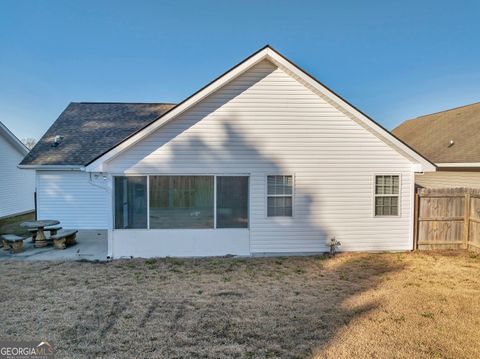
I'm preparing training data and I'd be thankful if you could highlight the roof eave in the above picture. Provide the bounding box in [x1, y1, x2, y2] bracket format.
[0, 121, 29, 155]
[437, 162, 480, 168]
[18, 164, 85, 170]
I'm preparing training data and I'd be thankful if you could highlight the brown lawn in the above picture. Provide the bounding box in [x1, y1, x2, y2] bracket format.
[0, 251, 479, 358]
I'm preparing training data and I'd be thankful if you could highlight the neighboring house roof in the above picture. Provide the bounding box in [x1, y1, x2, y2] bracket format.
[20, 102, 176, 166]
[393, 102, 480, 165]
[0, 121, 29, 156]
[19, 45, 435, 172]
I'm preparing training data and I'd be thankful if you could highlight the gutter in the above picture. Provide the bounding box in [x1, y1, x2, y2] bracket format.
[436, 163, 480, 168]
[17, 165, 85, 170]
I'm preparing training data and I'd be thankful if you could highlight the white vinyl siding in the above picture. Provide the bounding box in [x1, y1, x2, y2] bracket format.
[106, 60, 416, 253]
[0, 135, 34, 218]
[36, 171, 110, 229]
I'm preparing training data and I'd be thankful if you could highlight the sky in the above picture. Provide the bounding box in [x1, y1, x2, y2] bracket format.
[1, 0, 479, 141]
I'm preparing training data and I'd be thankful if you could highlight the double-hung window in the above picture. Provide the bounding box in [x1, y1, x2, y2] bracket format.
[267, 175, 293, 217]
[374, 175, 400, 216]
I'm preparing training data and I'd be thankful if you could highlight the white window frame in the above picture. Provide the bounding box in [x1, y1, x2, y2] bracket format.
[112, 173, 250, 230]
[373, 174, 401, 217]
[265, 174, 295, 218]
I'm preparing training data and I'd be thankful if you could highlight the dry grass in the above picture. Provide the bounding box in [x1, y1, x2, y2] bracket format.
[1, 251, 479, 358]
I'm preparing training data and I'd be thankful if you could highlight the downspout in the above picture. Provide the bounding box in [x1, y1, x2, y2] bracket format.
[86, 171, 113, 260]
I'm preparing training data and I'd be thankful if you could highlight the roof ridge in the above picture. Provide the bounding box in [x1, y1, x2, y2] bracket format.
[74, 101, 177, 105]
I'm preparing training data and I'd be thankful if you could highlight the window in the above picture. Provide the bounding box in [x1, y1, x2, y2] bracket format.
[267, 175, 293, 217]
[374, 175, 400, 216]
[217, 176, 249, 228]
[149, 176, 214, 229]
[114, 176, 147, 229]
[114, 175, 250, 229]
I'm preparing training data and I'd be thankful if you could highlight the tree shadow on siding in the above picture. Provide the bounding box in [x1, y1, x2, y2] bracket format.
[154, 119, 329, 253]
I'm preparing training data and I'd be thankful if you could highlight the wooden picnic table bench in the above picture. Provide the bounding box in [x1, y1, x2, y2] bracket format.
[1, 234, 27, 253]
[50, 230, 78, 249]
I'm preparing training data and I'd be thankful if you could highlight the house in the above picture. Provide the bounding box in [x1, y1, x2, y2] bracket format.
[393, 102, 480, 189]
[0, 121, 35, 218]
[19, 46, 435, 258]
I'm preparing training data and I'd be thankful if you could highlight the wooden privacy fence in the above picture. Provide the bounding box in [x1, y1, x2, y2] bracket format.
[415, 188, 480, 251]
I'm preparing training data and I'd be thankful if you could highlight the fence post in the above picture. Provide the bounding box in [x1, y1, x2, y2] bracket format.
[413, 190, 419, 250]
[34, 191, 37, 220]
[464, 192, 471, 249]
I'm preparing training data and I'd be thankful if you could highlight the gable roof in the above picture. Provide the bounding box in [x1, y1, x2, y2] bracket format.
[20, 102, 176, 167]
[19, 45, 435, 172]
[0, 121, 29, 156]
[393, 102, 480, 165]
[85, 45, 435, 172]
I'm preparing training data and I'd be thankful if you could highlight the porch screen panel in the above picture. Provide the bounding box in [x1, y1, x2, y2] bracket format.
[216, 176, 249, 228]
[114, 176, 147, 229]
[149, 176, 214, 229]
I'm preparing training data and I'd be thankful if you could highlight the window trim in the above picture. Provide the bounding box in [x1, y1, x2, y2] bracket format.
[265, 174, 295, 218]
[373, 174, 401, 218]
[112, 173, 250, 230]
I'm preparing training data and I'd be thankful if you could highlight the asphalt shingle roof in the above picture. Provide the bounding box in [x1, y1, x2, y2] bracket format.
[392, 102, 480, 164]
[20, 102, 176, 166]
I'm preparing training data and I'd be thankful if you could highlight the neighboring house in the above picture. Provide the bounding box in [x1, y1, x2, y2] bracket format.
[0, 121, 35, 218]
[393, 102, 480, 189]
[19, 46, 435, 258]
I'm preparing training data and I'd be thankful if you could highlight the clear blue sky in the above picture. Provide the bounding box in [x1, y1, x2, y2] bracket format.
[1, 0, 479, 140]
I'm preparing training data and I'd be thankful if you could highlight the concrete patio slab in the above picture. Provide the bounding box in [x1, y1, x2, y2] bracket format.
[0, 230, 107, 261]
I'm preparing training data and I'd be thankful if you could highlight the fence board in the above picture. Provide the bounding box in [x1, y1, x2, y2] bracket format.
[416, 188, 480, 250]
[469, 221, 480, 246]
[470, 197, 480, 219]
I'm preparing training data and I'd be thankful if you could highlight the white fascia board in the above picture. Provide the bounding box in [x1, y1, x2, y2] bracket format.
[85, 47, 271, 172]
[264, 49, 436, 173]
[18, 165, 84, 170]
[436, 163, 480, 168]
[412, 163, 424, 172]
[0, 121, 29, 155]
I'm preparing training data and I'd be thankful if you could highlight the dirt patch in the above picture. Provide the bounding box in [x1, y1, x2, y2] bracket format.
[0, 251, 479, 358]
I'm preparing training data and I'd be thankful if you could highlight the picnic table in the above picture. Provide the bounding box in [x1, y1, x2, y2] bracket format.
[21, 220, 60, 248]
